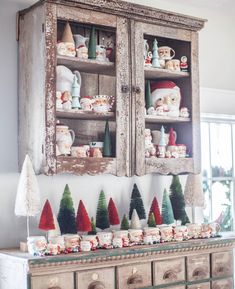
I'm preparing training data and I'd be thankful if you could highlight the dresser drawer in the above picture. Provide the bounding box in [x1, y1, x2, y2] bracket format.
[153, 257, 185, 286]
[31, 272, 74, 289]
[211, 278, 233, 289]
[165, 286, 185, 289]
[187, 282, 210, 289]
[116, 262, 152, 289]
[76, 267, 115, 289]
[187, 254, 210, 281]
[212, 251, 233, 277]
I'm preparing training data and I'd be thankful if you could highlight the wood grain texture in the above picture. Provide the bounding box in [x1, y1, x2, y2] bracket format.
[18, 5, 45, 174]
[115, 17, 131, 176]
[44, 2, 57, 175]
[187, 282, 210, 289]
[76, 267, 115, 289]
[31, 272, 74, 289]
[145, 115, 190, 124]
[56, 156, 117, 175]
[153, 257, 185, 286]
[211, 251, 233, 278]
[187, 254, 210, 282]
[116, 262, 152, 289]
[145, 66, 189, 80]
[56, 110, 115, 120]
[211, 278, 234, 289]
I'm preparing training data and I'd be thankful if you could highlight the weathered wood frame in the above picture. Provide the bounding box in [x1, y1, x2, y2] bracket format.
[18, 0, 205, 176]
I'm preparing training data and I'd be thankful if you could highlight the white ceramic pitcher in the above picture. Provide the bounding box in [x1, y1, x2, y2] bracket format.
[56, 124, 75, 155]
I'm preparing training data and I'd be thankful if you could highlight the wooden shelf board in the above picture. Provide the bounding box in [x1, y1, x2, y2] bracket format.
[56, 109, 115, 120]
[56, 156, 117, 175]
[145, 157, 194, 175]
[145, 115, 190, 123]
[57, 55, 115, 76]
[144, 67, 190, 80]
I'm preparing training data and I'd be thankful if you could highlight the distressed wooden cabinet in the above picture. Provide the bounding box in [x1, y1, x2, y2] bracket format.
[0, 236, 234, 289]
[18, 0, 205, 176]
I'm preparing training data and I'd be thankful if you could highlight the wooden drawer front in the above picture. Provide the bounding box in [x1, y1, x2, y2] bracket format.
[187, 255, 210, 281]
[187, 282, 210, 289]
[211, 278, 233, 289]
[164, 286, 185, 289]
[153, 257, 185, 285]
[212, 251, 233, 277]
[117, 262, 152, 289]
[31, 272, 74, 289]
[76, 267, 115, 289]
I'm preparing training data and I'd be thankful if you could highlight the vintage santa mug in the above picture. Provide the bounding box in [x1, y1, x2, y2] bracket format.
[187, 223, 202, 239]
[165, 59, 180, 71]
[48, 236, 65, 253]
[112, 237, 123, 248]
[173, 225, 188, 241]
[158, 225, 174, 242]
[63, 234, 80, 252]
[80, 96, 93, 111]
[143, 235, 153, 245]
[113, 230, 129, 247]
[80, 240, 92, 252]
[27, 236, 47, 256]
[71, 146, 90, 158]
[56, 124, 75, 155]
[96, 45, 108, 62]
[82, 235, 98, 250]
[128, 229, 143, 245]
[143, 227, 161, 244]
[158, 46, 175, 60]
[97, 232, 113, 248]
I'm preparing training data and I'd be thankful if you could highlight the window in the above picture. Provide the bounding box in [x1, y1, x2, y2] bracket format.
[201, 114, 234, 232]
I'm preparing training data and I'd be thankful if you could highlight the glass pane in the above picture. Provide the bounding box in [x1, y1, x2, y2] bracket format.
[201, 122, 211, 178]
[211, 180, 233, 231]
[210, 123, 232, 177]
[202, 178, 211, 223]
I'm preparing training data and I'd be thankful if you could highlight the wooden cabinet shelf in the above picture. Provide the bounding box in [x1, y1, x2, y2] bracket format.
[57, 55, 115, 76]
[57, 156, 116, 175]
[56, 109, 115, 121]
[144, 66, 189, 80]
[145, 115, 190, 123]
[145, 157, 194, 175]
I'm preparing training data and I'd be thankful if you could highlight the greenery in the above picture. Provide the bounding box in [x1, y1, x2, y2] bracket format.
[148, 212, 156, 227]
[162, 188, 174, 224]
[129, 184, 146, 220]
[121, 214, 129, 230]
[96, 190, 110, 230]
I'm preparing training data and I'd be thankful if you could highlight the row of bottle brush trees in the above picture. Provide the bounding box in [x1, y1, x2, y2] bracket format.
[38, 175, 190, 235]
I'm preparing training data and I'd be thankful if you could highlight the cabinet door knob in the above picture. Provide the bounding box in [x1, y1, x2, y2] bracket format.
[127, 274, 143, 285]
[163, 270, 177, 280]
[121, 85, 130, 93]
[88, 281, 105, 289]
[132, 86, 141, 94]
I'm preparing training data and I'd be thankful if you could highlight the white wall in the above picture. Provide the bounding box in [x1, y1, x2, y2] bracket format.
[0, 0, 234, 248]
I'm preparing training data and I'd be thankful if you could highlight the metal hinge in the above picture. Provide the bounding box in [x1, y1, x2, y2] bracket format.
[42, 23, 45, 33]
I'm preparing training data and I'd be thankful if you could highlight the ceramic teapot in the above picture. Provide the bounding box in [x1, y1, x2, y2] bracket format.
[56, 123, 75, 155]
[56, 65, 81, 95]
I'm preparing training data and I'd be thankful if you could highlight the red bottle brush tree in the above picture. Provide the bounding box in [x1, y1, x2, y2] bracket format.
[38, 199, 55, 231]
[76, 200, 92, 232]
[149, 196, 162, 225]
[108, 198, 120, 226]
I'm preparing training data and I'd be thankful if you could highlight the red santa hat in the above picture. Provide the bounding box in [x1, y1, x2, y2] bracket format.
[150, 81, 179, 92]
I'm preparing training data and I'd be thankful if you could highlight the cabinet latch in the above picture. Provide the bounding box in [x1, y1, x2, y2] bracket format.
[121, 85, 130, 93]
[132, 86, 141, 94]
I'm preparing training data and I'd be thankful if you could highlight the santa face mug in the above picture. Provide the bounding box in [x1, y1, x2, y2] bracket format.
[27, 236, 47, 256]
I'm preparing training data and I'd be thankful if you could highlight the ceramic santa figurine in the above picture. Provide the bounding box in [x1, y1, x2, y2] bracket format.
[57, 22, 76, 57]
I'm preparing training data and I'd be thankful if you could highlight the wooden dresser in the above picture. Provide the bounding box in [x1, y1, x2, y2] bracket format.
[1, 236, 234, 289]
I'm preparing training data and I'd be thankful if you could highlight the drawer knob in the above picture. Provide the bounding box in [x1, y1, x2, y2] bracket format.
[132, 86, 141, 94]
[88, 281, 105, 289]
[121, 85, 130, 93]
[127, 274, 143, 285]
[192, 268, 207, 279]
[163, 270, 177, 280]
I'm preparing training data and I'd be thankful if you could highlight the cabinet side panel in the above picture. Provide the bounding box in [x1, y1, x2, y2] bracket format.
[116, 17, 131, 176]
[19, 5, 45, 173]
[191, 32, 201, 173]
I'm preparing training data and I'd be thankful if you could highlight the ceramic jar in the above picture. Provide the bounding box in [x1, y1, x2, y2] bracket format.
[113, 230, 129, 247]
[56, 124, 75, 155]
[158, 225, 174, 242]
[97, 232, 113, 249]
[173, 225, 188, 241]
[63, 234, 80, 253]
[143, 227, 161, 244]
[187, 223, 202, 239]
[82, 235, 98, 250]
[27, 236, 47, 256]
[128, 229, 143, 245]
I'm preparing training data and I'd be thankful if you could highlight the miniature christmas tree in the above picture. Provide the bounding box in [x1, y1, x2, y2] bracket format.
[161, 188, 175, 224]
[148, 196, 162, 225]
[168, 127, 176, 146]
[121, 214, 129, 230]
[38, 199, 55, 231]
[145, 80, 153, 110]
[76, 200, 92, 232]
[108, 198, 120, 226]
[129, 184, 146, 220]
[170, 175, 190, 225]
[152, 38, 161, 68]
[57, 184, 77, 234]
[96, 190, 110, 230]
[88, 217, 97, 235]
[71, 75, 81, 109]
[48, 214, 61, 238]
[130, 209, 141, 229]
[148, 212, 156, 227]
[88, 26, 97, 59]
[159, 126, 166, 146]
[15, 155, 40, 238]
[103, 120, 112, 157]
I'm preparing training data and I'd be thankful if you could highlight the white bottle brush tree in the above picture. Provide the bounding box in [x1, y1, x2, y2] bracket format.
[14, 155, 40, 238]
